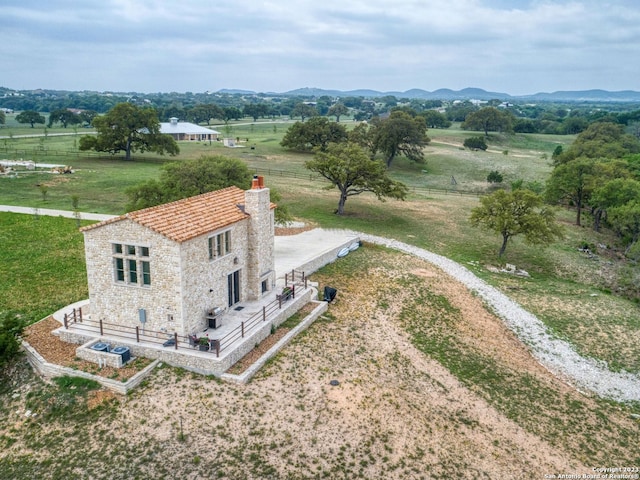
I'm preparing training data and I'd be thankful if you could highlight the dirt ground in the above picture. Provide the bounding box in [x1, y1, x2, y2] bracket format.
[7, 245, 635, 479]
[23, 316, 151, 381]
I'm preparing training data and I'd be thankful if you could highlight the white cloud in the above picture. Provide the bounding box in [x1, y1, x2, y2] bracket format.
[1, 0, 639, 94]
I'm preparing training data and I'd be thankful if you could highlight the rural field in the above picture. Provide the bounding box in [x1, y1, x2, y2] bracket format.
[1, 118, 639, 478]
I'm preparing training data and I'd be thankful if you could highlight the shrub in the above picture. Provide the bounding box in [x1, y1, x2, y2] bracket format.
[0, 312, 25, 368]
[487, 170, 504, 184]
[463, 136, 487, 151]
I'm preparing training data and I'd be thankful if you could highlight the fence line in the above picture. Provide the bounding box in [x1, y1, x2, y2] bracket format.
[65, 279, 310, 358]
[0, 146, 485, 197]
[249, 167, 483, 197]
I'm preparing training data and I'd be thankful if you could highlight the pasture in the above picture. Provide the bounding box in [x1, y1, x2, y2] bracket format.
[0, 121, 637, 373]
[1, 119, 639, 478]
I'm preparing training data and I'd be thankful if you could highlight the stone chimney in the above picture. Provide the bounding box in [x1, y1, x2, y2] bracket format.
[244, 176, 274, 300]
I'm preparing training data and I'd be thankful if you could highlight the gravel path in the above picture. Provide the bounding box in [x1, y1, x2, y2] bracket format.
[6, 200, 639, 403]
[356, 232, 640, 403]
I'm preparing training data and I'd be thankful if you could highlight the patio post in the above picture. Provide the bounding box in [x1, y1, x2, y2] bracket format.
[241, 321, 245, 338]
[99, 318, 103, 336]
[63, 314, 68, 329]
[263, 306, 266, 321]
[136, 326, 140, 343]
[174, 332, 178, 350]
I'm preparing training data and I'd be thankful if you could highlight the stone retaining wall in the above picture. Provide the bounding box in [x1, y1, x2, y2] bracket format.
[22, 339, 159, 395]
[222, 300, 328, 384]
[50, 287, 315, 377]
[296, 236, 360, 276]
[76, 341, 126, 368]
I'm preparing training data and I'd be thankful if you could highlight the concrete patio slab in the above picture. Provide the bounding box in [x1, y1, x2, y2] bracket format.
[274, 228, 360, 278]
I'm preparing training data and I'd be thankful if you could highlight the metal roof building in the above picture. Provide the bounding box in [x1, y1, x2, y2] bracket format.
[160, 117, 220, 141]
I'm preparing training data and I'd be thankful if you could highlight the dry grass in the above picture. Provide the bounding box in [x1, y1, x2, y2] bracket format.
[4, 246, 638, 479]
[23, 316, 152, 381]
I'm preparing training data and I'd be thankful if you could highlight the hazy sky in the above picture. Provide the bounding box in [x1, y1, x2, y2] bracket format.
[3, 0, 639, 95]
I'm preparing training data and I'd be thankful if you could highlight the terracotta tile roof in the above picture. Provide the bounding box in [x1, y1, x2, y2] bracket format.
[81, 186, 271, 243]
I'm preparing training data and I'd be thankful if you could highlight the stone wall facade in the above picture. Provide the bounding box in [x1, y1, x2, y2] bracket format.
[244, 185, 276, 300]
[55, 287, 315, 377]
[83, 219, 183, 334]
[179, 222, 250, 335]
[82, 187, 276, 337]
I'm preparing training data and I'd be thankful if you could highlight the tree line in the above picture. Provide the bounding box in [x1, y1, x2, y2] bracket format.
[70, 100, 640, 260]
[4, 86, 640, 138]
[472, 121, 640, 259]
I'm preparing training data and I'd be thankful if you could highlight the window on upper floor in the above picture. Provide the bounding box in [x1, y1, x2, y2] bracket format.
[208, 231, 231, 260]
[112, 243, 150, 286]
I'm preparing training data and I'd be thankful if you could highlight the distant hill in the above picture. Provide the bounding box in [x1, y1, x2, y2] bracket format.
[217, 88, 259, 95]
[523, 89, 640, 102]
[222, 87, 640, 102]
[3, 85, 640, 105]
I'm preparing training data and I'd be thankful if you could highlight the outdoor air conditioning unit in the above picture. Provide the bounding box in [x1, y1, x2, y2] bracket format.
[91, 342, 110, 352]
[111, 346, 131, 364]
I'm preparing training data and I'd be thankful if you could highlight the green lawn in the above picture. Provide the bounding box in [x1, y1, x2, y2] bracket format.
[1, 124, 639, 374]
[0, 213, 89, 323]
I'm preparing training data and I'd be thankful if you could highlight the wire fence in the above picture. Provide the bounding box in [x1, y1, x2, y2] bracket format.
[0, 145, 485, 198]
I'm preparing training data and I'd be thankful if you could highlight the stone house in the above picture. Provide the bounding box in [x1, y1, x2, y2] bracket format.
[80, 176, 275, 336]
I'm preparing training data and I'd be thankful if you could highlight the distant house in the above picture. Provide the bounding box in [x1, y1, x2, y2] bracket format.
[80, 177, 275, 336]
[160, 117, 220, 141]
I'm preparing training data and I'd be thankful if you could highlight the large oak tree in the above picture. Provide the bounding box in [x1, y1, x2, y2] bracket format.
[545, 157, 596, 226]
[470, 189, 563, 257]
[305, 142, 408, 215]
[280, 117, 348, 152]
[370, 110, 430, 167]
[125, 155, 253, 211]
[462, 107, 513, 137]
[47, 109, 81, 128]
[15, 110, 45, 128]
[328, 103, 349, 122]
[554, 122, 640, 165]
[79, 103, 179, 160]
[125, 155, 291, 224]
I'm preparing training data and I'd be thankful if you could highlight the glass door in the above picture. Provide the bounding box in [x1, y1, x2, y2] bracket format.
[227, 270, 240, 307]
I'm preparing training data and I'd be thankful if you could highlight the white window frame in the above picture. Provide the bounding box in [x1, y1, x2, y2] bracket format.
[112, 243, 151, 287]
[208, 230, 231, 260]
